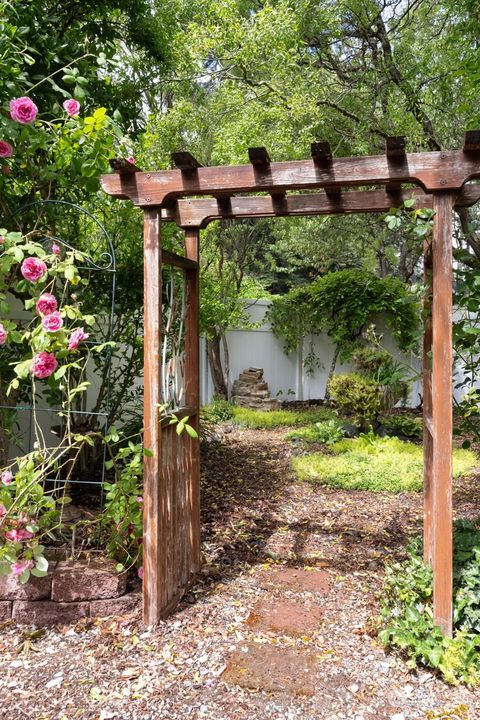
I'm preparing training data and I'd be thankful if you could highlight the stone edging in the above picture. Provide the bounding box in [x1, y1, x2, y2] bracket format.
[0, 558, 141, 625]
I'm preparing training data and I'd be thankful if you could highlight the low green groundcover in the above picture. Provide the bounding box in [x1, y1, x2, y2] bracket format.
[231, 405, 335, 429]
[292, 435, 477, 493]
[380, 520, 480, 686]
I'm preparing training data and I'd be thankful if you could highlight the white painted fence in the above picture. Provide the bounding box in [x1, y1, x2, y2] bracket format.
[200, 300, 425, 407]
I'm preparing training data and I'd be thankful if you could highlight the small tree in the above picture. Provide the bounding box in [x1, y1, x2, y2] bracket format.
[267, 268, 420, 388]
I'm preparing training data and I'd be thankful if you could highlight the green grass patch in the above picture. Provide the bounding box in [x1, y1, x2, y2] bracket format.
[285, 418, 345, 445]
[231, 405, 335, 429]
[292, 436, 477, 493]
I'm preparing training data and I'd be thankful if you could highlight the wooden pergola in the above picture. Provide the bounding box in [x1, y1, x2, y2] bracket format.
[101, 134, 480, 634]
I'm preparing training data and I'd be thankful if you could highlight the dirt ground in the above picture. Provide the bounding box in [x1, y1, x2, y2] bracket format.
[0, 426, 479, 720]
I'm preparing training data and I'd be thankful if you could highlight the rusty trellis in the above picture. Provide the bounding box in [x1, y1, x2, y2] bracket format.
[102, 133, 480, 633]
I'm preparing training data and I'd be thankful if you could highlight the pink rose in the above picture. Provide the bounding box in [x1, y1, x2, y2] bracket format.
[52, 243, 60, 255]
[127, 156, 136, 164]
[36, 293, 57, 316]
[136, 496, 143, 503]
[68, 327, 89, 350]
[138, 566, 144, 580]
[11, 559, 35, 576]
[10, 97, 38, 124]
[21, 257, 47, 282]
[0, 323, 7, 345]
[1, 165, 11, 175]
[0, 140, 13, 158]
[63, 99, 81, 117]
[0, 503, 6, 518]
[32, 352, 58, 379]
[5, 528, 35, 542]
[1, 470, 13, 485]
[41, 310, 63, 333]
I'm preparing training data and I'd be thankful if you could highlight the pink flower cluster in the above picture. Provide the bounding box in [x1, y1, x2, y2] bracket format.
[21, 257, 47, 282]
[1, 470, 13, 485]
[36, 292, 57, 316]
[0, 323, 7, 346]
[41, 310, 63, 333]
[10, 97, 38, 125]
[0, 140, 13, 158]
[5, 528, 34, 542]
[32, 352, 58, 379]
[68, 326, 89, 350]
[63, 99, 81, 117]
[11, 559, 35, 576]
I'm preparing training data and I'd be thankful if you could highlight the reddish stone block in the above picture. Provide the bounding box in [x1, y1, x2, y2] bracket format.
[223, 642, 319, 696]
[12, 600, 89, 625]
[51, 558, 127, 602]
[256, 567, 331, 595]
[246, 599, 323, 636]
[90, 592, 141, 618]
[0, 564, 56, 601]
[0, 601, 12, 621]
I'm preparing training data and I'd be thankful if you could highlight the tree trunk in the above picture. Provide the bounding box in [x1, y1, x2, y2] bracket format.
[324, 345, 340, 401]
[206, 335, 228, 399]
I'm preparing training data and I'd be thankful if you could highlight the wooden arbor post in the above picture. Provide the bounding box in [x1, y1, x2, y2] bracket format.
[142, 209, 201, 625]
[423, 193, 454, 636]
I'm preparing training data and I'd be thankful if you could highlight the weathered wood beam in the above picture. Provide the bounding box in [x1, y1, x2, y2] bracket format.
[463, 130, 480, 153]
[143, 209, 165, 626]
[161, 185, 480, 228]
[248, 146, 271, 167]
[101, 146, 480, 204]
[109, 158, 142, 176]
[386, 135, 407, 158]
[311, 141, 332, 164]
[430, 192, 454, 637]
[161, 249, 198, 270]
[183, 228, 201, 578]
[171, 151, 203, 171]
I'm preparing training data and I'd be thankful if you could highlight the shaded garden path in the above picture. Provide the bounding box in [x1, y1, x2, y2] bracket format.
[1, 427, 479, 719]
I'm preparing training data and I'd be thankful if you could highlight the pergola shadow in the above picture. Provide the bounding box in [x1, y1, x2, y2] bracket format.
[102, 133, 480, 635]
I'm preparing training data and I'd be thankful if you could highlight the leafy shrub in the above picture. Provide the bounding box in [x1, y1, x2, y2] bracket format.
[379, 520, 480, 686]
[351, 345, 410, 407]
[381, 413, 423, 439]
[285, 418, 345, 445]
[231, 406, 335, 429]
[292, 436, 476, 493]
[328, 373, 381, 429]
[201, 397, 234, 423]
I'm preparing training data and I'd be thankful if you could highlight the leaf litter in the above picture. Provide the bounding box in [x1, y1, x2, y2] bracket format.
[0, 427, 479, 719]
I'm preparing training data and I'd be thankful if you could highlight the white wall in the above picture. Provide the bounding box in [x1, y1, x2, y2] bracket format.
[199, 299, 425, 407]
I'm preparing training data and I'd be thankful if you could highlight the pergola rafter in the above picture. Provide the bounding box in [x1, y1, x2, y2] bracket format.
[101, 135, 480, 635]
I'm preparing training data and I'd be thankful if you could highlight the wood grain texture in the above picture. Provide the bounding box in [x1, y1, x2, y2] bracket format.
[100, 150, 480, 205]
[184, 229, 201, 577]
[423, 237, 433, 565]
[431, 192, 454, 637]
[142, 209, 165, 625]
[158, 185, 480, 228]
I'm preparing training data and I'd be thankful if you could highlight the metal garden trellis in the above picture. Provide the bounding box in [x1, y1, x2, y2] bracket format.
[101, 134, 480, 635]
[1, 199, 116, 496]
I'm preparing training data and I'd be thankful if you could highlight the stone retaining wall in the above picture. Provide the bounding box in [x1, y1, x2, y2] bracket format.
[0, 558, 141, 625]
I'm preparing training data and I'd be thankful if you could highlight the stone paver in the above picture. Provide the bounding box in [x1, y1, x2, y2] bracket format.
[256, 566, 331, 594]
[247, 598, 323, 635]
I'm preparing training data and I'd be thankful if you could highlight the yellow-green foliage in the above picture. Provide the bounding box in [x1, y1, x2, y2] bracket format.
[292, 436, 477, 493]
[231, 406, 335, 429]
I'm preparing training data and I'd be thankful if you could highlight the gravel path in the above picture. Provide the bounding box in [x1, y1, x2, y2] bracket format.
[0, 427, 479, 719]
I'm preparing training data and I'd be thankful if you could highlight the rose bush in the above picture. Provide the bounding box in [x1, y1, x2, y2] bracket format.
[0, 229, 100, 581]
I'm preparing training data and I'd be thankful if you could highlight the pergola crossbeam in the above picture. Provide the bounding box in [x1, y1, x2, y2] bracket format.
[161, 185, 480, 228]
[101, 147, 480, 205]
[171, 151, 203, 171]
